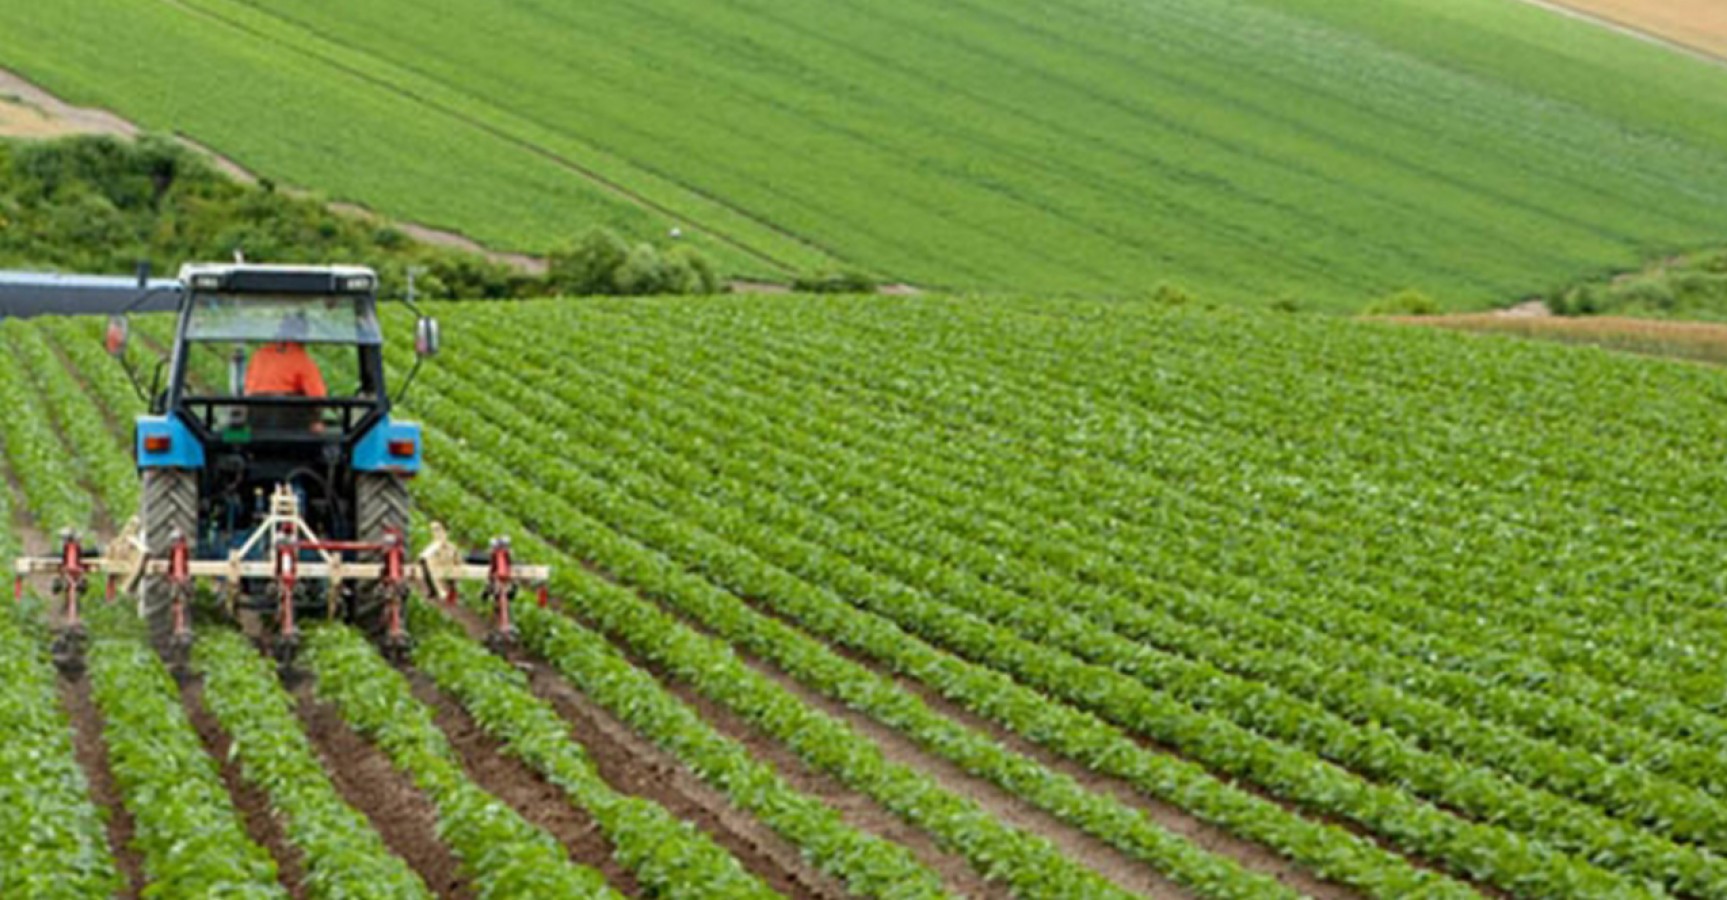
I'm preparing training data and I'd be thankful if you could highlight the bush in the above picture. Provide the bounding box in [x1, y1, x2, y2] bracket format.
[545, 227, 723, 297]
[547, 227, 630, 295]
[792, 269, 878, 294]
[1361, 289, 1439, 316]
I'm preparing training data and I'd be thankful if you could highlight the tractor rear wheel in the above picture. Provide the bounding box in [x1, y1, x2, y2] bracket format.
[140, 469, 197, 649]
[352, 473, 411, 638]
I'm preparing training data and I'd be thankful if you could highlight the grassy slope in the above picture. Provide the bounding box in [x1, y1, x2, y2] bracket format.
[1, 0, 1725, 307]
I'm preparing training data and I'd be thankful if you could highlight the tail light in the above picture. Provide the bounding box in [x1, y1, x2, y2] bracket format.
[388, 439, 417, 458]
[143, 435, 172, 453]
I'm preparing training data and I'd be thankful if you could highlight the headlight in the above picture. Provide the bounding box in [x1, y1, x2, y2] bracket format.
[342, 275, 375, 292]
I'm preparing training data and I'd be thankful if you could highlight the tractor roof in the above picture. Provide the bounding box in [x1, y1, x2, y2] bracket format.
[178, 263, 379, 296]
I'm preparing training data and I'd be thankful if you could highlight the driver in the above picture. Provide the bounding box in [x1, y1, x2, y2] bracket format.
[244, 314, 327, 399]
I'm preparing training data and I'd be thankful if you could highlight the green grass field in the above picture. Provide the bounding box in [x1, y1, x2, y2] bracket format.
[3, 0, 1726, 308]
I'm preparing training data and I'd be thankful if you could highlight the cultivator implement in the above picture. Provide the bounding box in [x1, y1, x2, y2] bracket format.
[15, 485, 549, 672]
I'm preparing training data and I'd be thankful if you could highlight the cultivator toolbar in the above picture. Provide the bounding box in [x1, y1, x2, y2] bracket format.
[15, 485, 549, 672]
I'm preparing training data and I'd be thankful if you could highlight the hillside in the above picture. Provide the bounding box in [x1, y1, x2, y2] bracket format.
[4, 0, 1727, 308]
[8, 297, 1727, 896]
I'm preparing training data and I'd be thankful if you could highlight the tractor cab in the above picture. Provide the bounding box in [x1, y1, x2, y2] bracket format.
[173, 266, 386, 442]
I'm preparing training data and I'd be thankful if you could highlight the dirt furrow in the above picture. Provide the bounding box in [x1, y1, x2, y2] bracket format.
[407, 672, 643, 897]
[441, 603, 845, 900]
[293, 686, 474, 899]
[59, 677, 145, 899]
[179, 675, 310, 899]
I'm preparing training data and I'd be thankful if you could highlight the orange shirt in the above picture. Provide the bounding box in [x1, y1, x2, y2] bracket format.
[244, 343, 327, 398]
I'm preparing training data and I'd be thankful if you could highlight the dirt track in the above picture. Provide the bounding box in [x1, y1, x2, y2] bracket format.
[1516, 0, 1727, 65]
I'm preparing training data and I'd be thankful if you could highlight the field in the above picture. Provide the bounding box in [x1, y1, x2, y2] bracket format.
[3, 1, 1727, 307]
[6, 297, 1727, 898]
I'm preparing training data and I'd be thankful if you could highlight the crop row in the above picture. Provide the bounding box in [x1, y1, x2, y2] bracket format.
[85, 615, 286, 896]
[0, 322, 94, 532]
[401, 365, 1460, 898]
[0, 603, 120, 898]
[5, 322, 138, 517]
[412, 333, 1637, 897]
[303, 623, 625, 899]
[405, 605, 784, 900]
[193, 629, 433, 899]
[478, 313, 1727, 886]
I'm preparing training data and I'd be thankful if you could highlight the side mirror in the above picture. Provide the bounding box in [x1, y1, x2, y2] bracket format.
[104, 315, 130, 357]
[414, 317, 441, 357]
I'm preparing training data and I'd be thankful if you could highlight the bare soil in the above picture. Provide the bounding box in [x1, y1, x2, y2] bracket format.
[406, 672, 643, 897]
[441, 602, 846, 899]
[1384, 313, 1727, 367]
[0, 69, 138, 140]
[1520, 0, 1727, 62]
[179, 675, 310, 899]
[59, 678, 145, 898]
[294, 686, 474, 898]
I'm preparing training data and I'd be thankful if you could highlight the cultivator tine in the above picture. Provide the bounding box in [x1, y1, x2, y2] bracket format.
[380, 530, 412, 665]
[47, 530, 94, 676]
[483, 537, 519, 651]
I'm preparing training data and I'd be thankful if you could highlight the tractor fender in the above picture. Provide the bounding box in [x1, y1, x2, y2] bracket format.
[352, 416, 423, 474]
[135, 415, 204, 469]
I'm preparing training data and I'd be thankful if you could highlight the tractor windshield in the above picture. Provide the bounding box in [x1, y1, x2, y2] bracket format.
[176, 294, 383, 436]
[186, 294, 382, 344]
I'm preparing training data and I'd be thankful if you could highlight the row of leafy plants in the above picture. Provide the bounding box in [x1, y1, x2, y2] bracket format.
[193, 629, 433, 899]
[415, 336, 1642, 899]
[0, 322, 94, 532]
[84, 609, 286, 896]
[302, 624, 625, 899]
[0, 602, 121, 898]
[3, 321, 138, 516]
[404, 605, 785, 900]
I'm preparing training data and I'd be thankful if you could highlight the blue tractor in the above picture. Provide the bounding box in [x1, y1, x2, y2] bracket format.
[17, 263, 545, 672]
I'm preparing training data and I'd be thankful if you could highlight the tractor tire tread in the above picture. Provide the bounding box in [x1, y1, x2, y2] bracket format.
[140, 469, 197, 646]
[353, 473, 410, 637]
